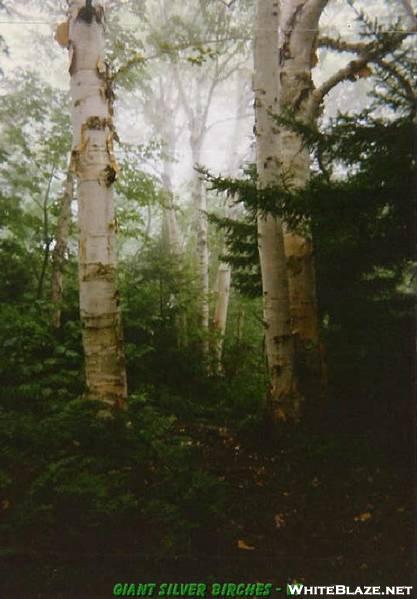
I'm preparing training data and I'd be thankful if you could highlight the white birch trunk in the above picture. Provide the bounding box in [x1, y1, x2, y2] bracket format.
[278, 0, 328, 377]
[255, 0, 301, 421]
[51, 169, 73, 329]
[65, 0, 127, 407]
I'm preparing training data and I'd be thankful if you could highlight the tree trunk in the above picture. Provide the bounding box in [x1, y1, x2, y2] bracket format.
[255, 0, 301, 422]
[236, 304, 245, 346]
[37, 166, 55, 300]
[211, 70, 249, 368]
[190, 116, 210, 357]
[212, 259, 232, 369]
[161, 158, 181, 257]
[278, 0, 328, 381]
[173, 64, 211, 359]
[161, 155, 188, 348]
[65, 0, 127, 408]
[51, 169, 73, 329]
[193, 172, 210, 356]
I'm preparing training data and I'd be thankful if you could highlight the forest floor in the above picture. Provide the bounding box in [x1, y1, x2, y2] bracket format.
[1, 417, 415, 597]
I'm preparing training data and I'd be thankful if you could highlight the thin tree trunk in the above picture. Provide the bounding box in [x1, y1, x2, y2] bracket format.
[174, 64, 211, 358]
[255, 0, 301, 422]
[193, 171, 210, 356]
[64, 0, 127, 408]
[51, 169, 73, 329]
[37, 166, 55, 300]
[236, 304, 245, 345]
[161, 158, 181, 257]
[189, 102, 210, 356]
[212, 260, 232, 369]
[211, 70, 249, 368]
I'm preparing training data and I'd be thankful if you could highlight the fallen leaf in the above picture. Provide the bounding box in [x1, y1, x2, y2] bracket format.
[354, 512, 372, 522]
[237, 539, 255, 551]
[274, 513, 286, 528]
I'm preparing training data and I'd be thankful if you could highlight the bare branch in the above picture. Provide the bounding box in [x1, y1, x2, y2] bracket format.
[205, 112, 252, 134]
[308, 30, 412, 119]
[114, 35, 250, 81]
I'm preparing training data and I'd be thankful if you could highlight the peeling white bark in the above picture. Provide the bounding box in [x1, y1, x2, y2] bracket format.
[255, 0, 301, 421]
[65, 0, 127, 407]
[278, 0, 328, 375]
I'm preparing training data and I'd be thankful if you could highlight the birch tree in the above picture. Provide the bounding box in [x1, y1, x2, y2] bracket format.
[276, 0, 415, 380]
[51, 170, 73, 329]
[274, 0, 329, 382]
[212, 70, 251, 369]
[59, 0, 127, 407]
[255, 0, 301, 421]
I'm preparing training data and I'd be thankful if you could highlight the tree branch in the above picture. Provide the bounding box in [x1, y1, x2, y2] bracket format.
[318, 36, 369, 54]
[216, 0, 237, 8]
[308, 30, 412, 119]
[374, 58, 417, 109]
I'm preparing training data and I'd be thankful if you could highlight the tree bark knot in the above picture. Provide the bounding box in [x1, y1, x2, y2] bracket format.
[85, 116, 110, 130]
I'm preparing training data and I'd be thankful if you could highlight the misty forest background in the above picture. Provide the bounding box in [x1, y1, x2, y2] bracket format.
[0, 0, 415, 595]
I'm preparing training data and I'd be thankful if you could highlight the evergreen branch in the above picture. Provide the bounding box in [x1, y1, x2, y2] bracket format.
[373, 59, 416, 110]
[318, 36, 369, 54]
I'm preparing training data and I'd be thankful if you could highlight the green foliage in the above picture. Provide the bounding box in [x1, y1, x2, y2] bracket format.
[0, 71, 72, 301]
[1, 393, 226, 553]
[0, 303, 83, 407]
